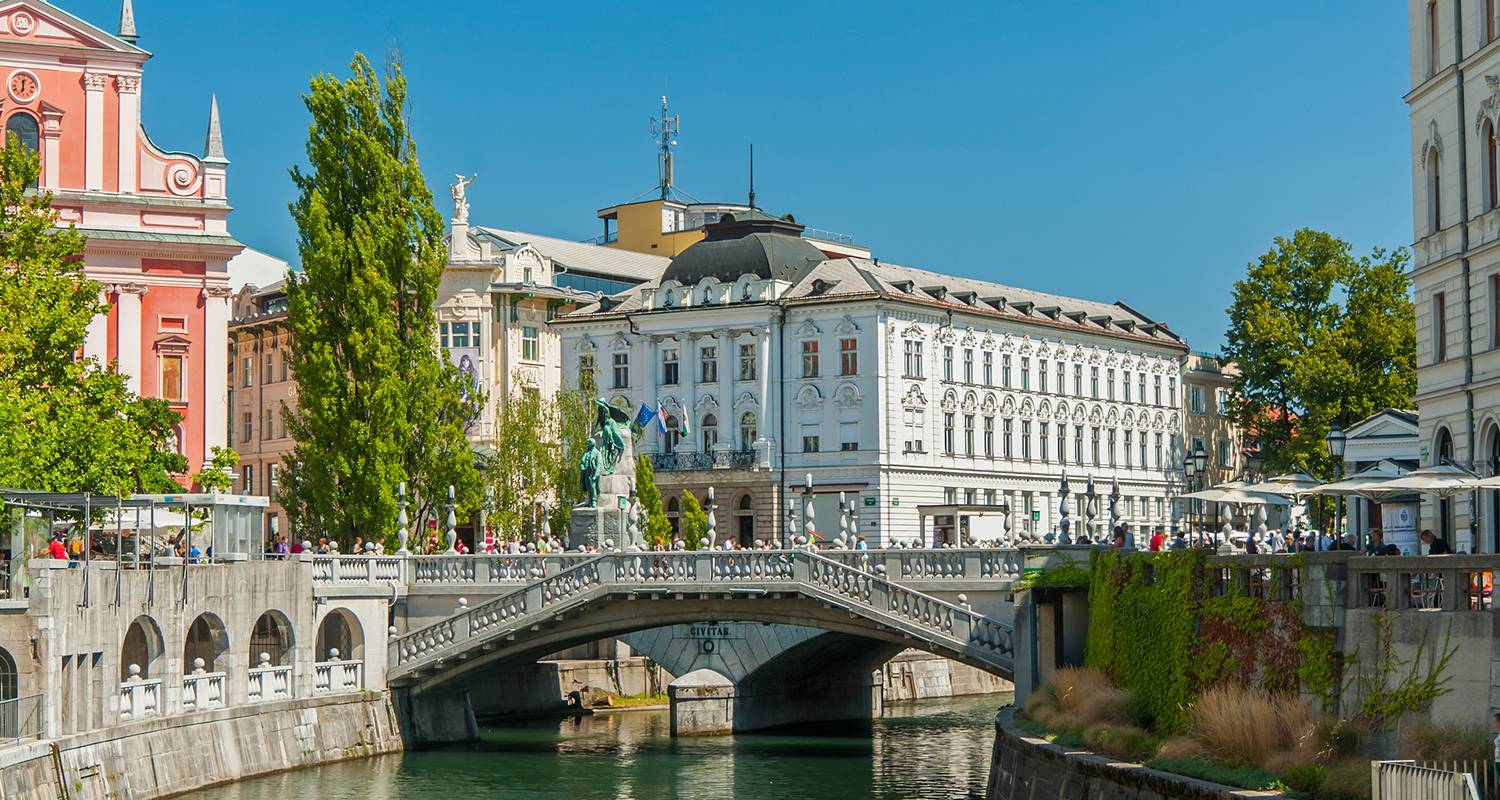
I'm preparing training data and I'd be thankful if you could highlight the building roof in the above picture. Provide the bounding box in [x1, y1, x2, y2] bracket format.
[470, 226, 668, 282]
[658, 212, 827, 286]
[1348, 408, 1419, 433]
[228, 246, 292, 292]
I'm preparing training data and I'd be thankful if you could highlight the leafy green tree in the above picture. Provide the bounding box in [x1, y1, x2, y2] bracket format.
[679, 490, 708, 550]
[192, 446, 240, 492]
[487, 379, 552, 540]
[0, 132, 185, 496]
[1223, 229, 1415, 478]
[634, 455, 671, 547]
[280, 52, 480, 544]
[546, 364, 596, 535]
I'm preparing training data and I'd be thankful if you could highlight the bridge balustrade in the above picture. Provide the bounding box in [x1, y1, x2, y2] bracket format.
[314, 657, 363, 694]
[118, 673, 162, 721]
[247, 664, 293, 702]
[181, 670, 227, 711]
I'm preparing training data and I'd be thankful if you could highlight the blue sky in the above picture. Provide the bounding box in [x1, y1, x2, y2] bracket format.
[70, 1, 1409, 351]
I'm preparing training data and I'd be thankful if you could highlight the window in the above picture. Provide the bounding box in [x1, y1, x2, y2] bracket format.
[963, 413, 975, 456]
[1489, 0, 1497, 44]
[278, 401, 287, 438]
[1189, 385, 1206, 414]
[241, 356, 252, 388]
[1168, 377, 1176, 404]
[1138, 431, 1147, 467]
[263, 408, 272, 440]
[5, 113, 37, 187]
[580, 353, 596, 385]
[1486, 120, 1498, 212]
[739, 343, 757, 381]
[663, 415, 681, 453]
[903, 407, 926, 452]
[1038, 359, 1048, 393]
[702, 414, 718, 451]
[269, 464, 279, 491]
[984, 352, 995, 386]
[740, 412, 757, 448]
[944, 487, 957, 505]
[612, 352, 629, 389]
[1091, 426, 1100, 465]
[280, 350, 289, 382]
[241, 411, 251, 444]
[1020, 357, 1030, 390]
[450, 322, 471, 349]
[1058, 425, 1068, 464]
[839, 338, 857, 375]
[439, 323, 448, 349]
[963, 348, 974, 383]
[982, 415, 994, 457]
[1434, 291, 1447, 362]
[1428, 146, 1442, 235]
[903, 340, 924, 378]
[985, 488, 997, 506]
[943, 346, 954, 381]
[1106, 368, 1116, 400]
[523, 266, 533, 284]
[1122, 371, 1131, 402]
[1427, 1, 1440, 77]
[944, 412, 956, 455]
[1090, 367, 1099, 398]
[242, 466, 254, 496]
[1216, 387, 1230, 415]
[264, 351, 274, 384]
[1056, 362, 1066, 395]
[161, 355, 185, 403]
[1138, 374, 1146, 402]
[516, 326, 538, 361]
[1074, 425, 1083, 463]
[839, 421, 858, 451]
[1124, 430, 1133, 467]
[965, 488, 977, 505]
[801, 340, 819, 378]
[661, 348, 679, 385]
[1074, 364, 1083, 396]
[1216, 436, 1231, 467]
[1021, 421, 1032, 460]
[802, 433, 820, 453]
[1108, 428, 1117, 466]
[700, 346, 718, 383]
[1039, 421, 1050, 461]
[1153, 433, 1163, 469]
[1003, 418, 1014, 459]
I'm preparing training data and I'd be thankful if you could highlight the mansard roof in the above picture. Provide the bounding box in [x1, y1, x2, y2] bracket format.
[465, 226, 667, 283]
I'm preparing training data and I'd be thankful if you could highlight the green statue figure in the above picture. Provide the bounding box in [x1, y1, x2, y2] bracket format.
[594, 398, 630, 475]
[578, 439, 602, 508]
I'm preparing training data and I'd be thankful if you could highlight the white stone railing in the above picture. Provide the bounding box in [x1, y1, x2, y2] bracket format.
[389, 549, 1015, 678]
[181, 662, 227, 711]
[310, 555, 404, 584]
[822, 548, 1023, 582]
[118, 671, 162, 721]
[247, 657, 293, 702]
[313, 657, 363, 694]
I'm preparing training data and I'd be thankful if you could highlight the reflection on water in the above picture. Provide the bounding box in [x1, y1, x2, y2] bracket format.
[179, 693, 1009, 800]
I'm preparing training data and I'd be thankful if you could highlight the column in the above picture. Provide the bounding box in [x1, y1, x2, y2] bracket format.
[116, 75, 140, 194]
[755, 326, 770, 441]
[82, 72, 109, 192]
[116, 284, 145, 394]
[715, 329, 733, 450]
[83, 288, 109, 363]
[683, 334, 698, 450]
[642, 335, 657, 451]
[202, 285, 232, 454]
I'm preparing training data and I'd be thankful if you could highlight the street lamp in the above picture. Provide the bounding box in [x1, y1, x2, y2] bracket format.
[1191, 444, 1207, 545]
[1326, 423, 1347, 550]
[1183, 454, 1198, 545]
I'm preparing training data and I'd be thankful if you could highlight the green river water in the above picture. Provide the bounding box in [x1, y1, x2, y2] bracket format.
[178, 693, 1009, 800]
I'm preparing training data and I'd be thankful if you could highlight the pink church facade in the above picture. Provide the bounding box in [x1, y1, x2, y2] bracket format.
[0, 0, 242, 480]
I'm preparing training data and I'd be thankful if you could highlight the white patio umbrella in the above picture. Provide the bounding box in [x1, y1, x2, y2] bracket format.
[1181, 487, 1292, 506]
[1239, 472, 1323, 497]
[1357, 465, 1477, 501]
[1304, 465, 1410, 496]
[1464, 474, 1500, 489]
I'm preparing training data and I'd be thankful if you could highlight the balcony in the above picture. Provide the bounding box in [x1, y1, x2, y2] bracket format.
[651, 450, 755, 472]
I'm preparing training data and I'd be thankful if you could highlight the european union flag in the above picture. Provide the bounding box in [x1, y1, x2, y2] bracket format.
[634, 403, 655, 428]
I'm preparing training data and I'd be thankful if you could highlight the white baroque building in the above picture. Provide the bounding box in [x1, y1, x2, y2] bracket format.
[554, 211, 1189, 546]
[1405, 0, 1500, 552]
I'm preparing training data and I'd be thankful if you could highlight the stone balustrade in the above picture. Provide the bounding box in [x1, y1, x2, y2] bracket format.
[118, 673, 161, 721]
[314, 657, 363, 694]
[247, 664, 293, 702]
[181, 669, 227, 712]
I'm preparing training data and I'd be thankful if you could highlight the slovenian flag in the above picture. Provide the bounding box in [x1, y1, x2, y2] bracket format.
[654, 403, 668, 435]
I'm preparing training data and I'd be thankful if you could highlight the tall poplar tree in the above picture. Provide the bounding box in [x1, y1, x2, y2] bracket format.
[281, 53, 480, 544]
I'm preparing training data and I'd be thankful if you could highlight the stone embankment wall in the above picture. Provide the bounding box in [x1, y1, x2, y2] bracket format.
[0, 692, 402, 800]
[986, 708, 1277, 800]
[882, 650, 1013, 701]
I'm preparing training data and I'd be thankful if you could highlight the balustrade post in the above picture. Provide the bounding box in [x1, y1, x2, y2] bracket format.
[963, 549, 982, 578]
[953, 610, 973, 646]
[598, 553, 618, 587]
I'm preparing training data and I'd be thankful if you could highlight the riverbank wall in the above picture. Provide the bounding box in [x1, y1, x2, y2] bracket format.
[0, 691, 402, 800]
[985, 707, 1274, 800]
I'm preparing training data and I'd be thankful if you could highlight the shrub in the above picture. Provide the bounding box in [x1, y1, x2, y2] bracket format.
[1050, 667, 1136, 729]
[1314, 758, 1372, 800]
[1082, 723, 1159, 761]
[1403, 719, 1490, 764]
[1155, 736, 1203, 761]
[1188, 684, 1314, 770]
[1278, 763, 1325, 794]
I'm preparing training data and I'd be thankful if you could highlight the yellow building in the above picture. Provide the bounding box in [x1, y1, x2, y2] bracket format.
[597, 197, 869, 260]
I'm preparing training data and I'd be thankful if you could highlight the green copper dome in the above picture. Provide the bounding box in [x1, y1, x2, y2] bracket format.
[659, 211, 826, 287]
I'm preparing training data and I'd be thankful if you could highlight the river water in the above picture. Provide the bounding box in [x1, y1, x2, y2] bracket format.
[180, 693, 1009, 800]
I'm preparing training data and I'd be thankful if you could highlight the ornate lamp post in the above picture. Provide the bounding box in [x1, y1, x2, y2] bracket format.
[1325, 423, 1347, 551]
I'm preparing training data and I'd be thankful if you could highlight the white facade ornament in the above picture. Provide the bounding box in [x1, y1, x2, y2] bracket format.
[451, 173, 476, 224]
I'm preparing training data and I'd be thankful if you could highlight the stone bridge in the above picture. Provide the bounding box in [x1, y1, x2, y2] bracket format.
[312, 548, 1022, 738]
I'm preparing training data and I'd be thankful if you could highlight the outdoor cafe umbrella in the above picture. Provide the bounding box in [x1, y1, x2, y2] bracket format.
[1303, 465, 1410, 497]
[1180, 487, 1292, 506]
[1239, 472, 1322, 497]
[1356, 465, 1477, 502]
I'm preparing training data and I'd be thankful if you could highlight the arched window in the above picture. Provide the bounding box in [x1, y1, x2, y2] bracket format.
[315, 608, 364, 663]
[249, 611, 295, 667]
[0, 646, 15, 702]
[701, 413, 718, 452]
[663, 414, 681, 454]
[1437, 427, 1456, 542]
[121, 615, 165, 680]
[735, 493, 755, 546]
[1486, 120, 1498, 211]
[1428, 147, 1443, 234]
[5, 113, 38, 188]
[184, 612, 230, 675]
[739, 412, 757, 450]
[666, 496, 681, 536]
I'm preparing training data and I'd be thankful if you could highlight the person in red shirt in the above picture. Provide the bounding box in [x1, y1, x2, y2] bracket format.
[1149, 527, 1165, 553]
[47, 537, 67, 560]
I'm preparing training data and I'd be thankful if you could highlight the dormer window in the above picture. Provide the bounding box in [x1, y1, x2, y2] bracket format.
[921, 285, 947, 301]
[953, 291, 977, 305]
[892, 280, 915, 293]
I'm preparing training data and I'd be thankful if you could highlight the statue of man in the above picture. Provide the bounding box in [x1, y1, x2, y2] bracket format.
[451, 173, 477, 224]
[578, 438, 602, 508]
[594, 398, 629, 475]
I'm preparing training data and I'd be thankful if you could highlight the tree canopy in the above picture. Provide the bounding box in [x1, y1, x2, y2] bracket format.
[280, 53, 480, 544]
[0, 132, 186, 495]
[1222, 229, 1415, 478]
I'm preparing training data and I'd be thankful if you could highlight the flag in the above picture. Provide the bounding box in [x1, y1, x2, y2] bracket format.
[634, 403, 655, 428]
[654, 403, 668, 435]
[678, 398, 691, 435]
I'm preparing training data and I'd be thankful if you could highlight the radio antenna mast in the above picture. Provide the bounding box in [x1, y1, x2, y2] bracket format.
[649, 96, 680, 200]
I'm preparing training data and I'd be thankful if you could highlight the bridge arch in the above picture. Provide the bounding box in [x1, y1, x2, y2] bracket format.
[316, 607, 364, 662]
[121, 615, 165, 679]
[249, 610, 295, 667]
[184, 612, 231, 674]
[0, 645, 15, 702]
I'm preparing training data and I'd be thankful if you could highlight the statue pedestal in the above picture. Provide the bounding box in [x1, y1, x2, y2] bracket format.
[569, 506, 627, 550]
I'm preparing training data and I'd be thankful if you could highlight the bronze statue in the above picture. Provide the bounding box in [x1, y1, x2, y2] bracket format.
[578, 439, 602, 507]
[594, 398, 630, 476]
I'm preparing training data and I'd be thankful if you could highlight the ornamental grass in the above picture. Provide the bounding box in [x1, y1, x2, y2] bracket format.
[1186, 684, 1316, 771]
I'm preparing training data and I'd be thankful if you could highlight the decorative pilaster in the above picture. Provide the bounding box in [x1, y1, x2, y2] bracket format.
[82, 72, 110, 192]
[714, 328, 733, 451]
[115, 283, 147, 394]
[83, 288, 109, 363]
[116, 74, 140, 195]
[201, 284, 233, 454]
[39, 104, 61, 191]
